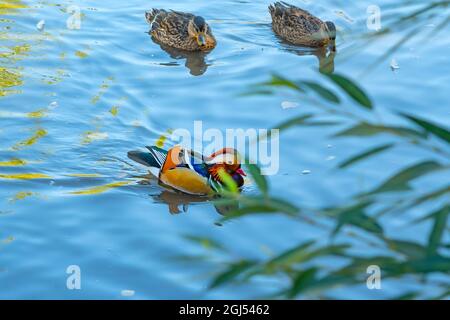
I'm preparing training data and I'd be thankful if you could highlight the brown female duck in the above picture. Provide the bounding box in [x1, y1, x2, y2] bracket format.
[145, 9, 216, 51]
[269, 2, 336, 50]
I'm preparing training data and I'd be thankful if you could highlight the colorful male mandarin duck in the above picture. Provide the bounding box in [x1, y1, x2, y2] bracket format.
[145, 9, 217, 51]
[269, 2, 336, 50]
[128, 146, 246, 196]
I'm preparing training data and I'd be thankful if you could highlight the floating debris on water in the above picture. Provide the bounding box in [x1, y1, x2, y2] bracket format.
[334, 10, 354, 23]
[36, 20, 45, 32]
[301, 170, 311, 175]
[390, 58, 400, 71]
[48, 101, 58, 109]
[82, 131, 108, 144]
[281, 101, 299, 109]
[75, 50, 88, 58]
[121, 290, 135, 297]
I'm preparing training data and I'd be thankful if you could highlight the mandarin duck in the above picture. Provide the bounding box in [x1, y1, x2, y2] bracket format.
[145, 9, 217, 51]
[269, 2, 336, 50]
[128, 146, 246, 196]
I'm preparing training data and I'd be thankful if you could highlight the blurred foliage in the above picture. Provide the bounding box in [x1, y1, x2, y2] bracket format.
[198, 70, 450, 299]
[182, 1, 450, 299]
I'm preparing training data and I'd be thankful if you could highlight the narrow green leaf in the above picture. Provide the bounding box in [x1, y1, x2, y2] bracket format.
[274, 114, 314, 132]
[246, 163, 268, 194]
[267, 241, 316, 267]
[427, 205, 450, 256]
[287, 268, 318, 298]
[217, 168, 238, 194]
[339, 143, 394, 168]
[221, 196, 299, 221]
[386, 240, 427, 259]
[335, 122, 426, 138]
[183, 235, 226, 252]
[370, 161, 444, 194]
[209, 260, 256, 289]
[400, 113, 450, 143]
[262, 74, 304, 91]
[325, 73, 373, 109]
[331, 201, 383, 236]
[300, 81, 340, 104]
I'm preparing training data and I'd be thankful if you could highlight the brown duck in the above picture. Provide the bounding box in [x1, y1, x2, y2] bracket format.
[269, 2, 336, 49]
[145, 9, 216, 52]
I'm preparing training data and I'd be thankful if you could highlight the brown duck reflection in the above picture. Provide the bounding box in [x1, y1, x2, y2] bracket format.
[278, 38, 336, 74]
[137, 176, 239, 216]
[152, 37, 211, 76]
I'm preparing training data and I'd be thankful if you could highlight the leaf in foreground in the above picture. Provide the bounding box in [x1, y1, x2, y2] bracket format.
[325, 73, 373, 109]
[339, 143, 394, 168]
[246, 163, 268, 195]
[369, 161, 444, 194]
[400, 113, 450, 144]
[209, 260, 257, 289]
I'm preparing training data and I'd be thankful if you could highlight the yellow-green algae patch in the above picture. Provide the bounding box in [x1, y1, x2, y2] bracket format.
[27, 109, 47, 118]
[0, 173, 50, 180]
[0, 1, 27, 15]
[91, 76, 114, 104]
[155, 129, 174, 148]
[12, 128, 47, 150]
[0, 67, 22, 96]
[0, 158, 27, 166]
[10, 191, 38, 202]
[110, 106, 119, 116]
[69, 181, 130, 195]
[66, 173, 103, 178]
[75, 50, 88, 58]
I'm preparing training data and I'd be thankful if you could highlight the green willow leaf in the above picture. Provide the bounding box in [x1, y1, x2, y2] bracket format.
[209, 260, 256, 289]
[287, 268, 318, 298]
[335, 122, 426, 138]
[183, 235, 227, 252]
[339, 143, 394, 168]
[263, 74, 304, 91]
[386, 239, 427, 259]
[400, 113, 450, 143]
[299, 81, 340, 104]
[331, 201, 383, 236]
[217, 168, 239, 194]
[325, 73, 373, 109]
[274, 114, 314, 132]
[221, 196, 299, 221]
[370, 161, 444, 194]
[427, 205, 450, 256]
[266, 241, 315, 268]
[246, 163, 268, 195]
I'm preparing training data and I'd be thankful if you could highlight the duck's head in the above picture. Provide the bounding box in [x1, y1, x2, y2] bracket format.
[324, 21, 337, 51]
[188, 16, 211, 50]
[207, 148, 246, 188]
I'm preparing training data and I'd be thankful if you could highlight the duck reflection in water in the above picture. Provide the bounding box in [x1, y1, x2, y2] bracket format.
[153, 39, 211, 76]
[278, 39, 336, 74]
[137, 176, 239, 216]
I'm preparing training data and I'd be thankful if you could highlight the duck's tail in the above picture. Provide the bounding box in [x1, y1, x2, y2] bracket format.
[269, 2, 291, 17]
[127, 146, 167, 168]
[145, 9, 166, 25]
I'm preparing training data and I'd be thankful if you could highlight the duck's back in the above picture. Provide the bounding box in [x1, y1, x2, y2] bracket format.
[269, 2, 327, 47]
[146, 9, 198, 51]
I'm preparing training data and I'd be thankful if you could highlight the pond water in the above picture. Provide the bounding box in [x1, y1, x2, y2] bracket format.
[0, 0, 449, 299]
